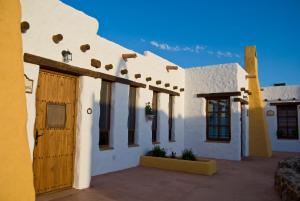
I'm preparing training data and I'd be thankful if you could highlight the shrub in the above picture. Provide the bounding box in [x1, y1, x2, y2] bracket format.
[151, 145, 166, 157]
[182, 149, 196, 161]
[145, 102, 153, 115]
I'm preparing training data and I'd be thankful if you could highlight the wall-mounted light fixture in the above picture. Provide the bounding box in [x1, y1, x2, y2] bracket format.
[62, 50, 72, 63]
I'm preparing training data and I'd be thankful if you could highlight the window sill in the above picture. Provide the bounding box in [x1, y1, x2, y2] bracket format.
[169, 140, 176, 143]
[99, 146, 114, 151]
[152, 141, 160, 145]
[128, 144, 139, 148]
[205, 140, 231, 143]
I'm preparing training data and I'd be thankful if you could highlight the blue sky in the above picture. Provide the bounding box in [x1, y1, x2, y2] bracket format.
[61, 0, 300, 86]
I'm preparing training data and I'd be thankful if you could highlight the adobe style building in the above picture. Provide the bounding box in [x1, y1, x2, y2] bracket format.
[3, 0, 297, 195]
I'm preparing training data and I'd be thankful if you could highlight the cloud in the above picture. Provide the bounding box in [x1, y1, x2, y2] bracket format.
[215, 50, 240, 58]
[149, 40, 206, 53]
[147, 40, 240, 58]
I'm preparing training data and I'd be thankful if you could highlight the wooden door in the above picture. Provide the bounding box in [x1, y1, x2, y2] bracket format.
[33, 70, 77, 194]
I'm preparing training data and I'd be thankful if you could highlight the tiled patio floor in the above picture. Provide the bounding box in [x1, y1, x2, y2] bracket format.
[37, 152, 300, 201]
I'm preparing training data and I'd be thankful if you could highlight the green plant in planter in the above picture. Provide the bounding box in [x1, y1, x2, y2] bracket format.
[277, 129, 285, 138]
[150, 145, 166, 157]
[145, 102, 153, 115]
[182, 149, 196, 161]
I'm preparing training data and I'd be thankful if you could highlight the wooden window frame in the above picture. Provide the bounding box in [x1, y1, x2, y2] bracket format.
[169, 95, 175, 142]
[128, 86, 137, 146]
[276, 105, 299, 140]
[206, 96, 231, 142]
[152, 91, 158, 143]
[99, 80, 112, 148]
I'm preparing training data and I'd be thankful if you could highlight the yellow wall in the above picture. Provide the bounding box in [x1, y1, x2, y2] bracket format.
[245, 46, 272, 157]
[0, 0, 35, 200]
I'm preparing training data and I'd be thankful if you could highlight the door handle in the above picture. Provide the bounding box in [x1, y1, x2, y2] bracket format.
[35, 130, 43, 146]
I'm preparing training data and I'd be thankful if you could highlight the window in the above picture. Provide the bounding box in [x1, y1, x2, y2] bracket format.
[99, 80, 112, 147]
[169, 95, 174, 141]
[206, 97, 231, 141]
[277, 105, 298, 139]
[46, 103, 66, 128]
[152, 91, 158, 143]
[128, 86, 137, 145]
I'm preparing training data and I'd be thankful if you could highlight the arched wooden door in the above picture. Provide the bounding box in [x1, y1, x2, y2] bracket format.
[33, 70, 77, 194]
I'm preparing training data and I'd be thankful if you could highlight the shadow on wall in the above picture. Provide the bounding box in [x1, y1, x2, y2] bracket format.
[87, 93, 185, 175]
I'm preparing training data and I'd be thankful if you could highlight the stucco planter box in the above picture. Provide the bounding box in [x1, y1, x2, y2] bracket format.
[140, 156, 217, 176]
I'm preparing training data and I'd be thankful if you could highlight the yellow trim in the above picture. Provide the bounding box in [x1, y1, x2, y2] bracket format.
[0, 0, 35, 200]
[140, 156, 217, 176]
[245, 46, 272, 157]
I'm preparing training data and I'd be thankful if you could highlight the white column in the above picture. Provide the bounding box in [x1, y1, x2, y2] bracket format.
[73, 76, 101, 189]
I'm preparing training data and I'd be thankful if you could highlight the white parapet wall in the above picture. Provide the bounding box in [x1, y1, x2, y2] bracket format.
[262, 85, 300, 152]
[184, 64, 249, 160]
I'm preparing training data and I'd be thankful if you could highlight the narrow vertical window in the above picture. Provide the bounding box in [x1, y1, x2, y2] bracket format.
[277, 105, 298, 139]
[128, 86, 137, 145]
[99, 80, 112, 148]
[152, 91, 158, 143]
[206, 97, 231, 141]
[169, 95, 174, 141]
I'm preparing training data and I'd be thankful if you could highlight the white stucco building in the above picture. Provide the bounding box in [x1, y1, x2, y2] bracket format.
[19, 0, 299, 195]
[262, 85, 300, 152]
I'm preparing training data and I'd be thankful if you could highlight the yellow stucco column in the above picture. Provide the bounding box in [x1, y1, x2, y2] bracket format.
[245, 46, 272, 157]
[0, 0, 35, 200]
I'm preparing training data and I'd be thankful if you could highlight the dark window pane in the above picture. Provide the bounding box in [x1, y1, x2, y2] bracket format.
[99, 81, 112, 146]
[208, 113, 218, 125]
[152, 92, 158, 142]
[128, 87, 136, 145]
[128, 130, 135, 145]
[169, 95, 174, 141]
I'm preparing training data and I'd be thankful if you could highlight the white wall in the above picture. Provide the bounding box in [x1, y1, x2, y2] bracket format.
[184, 64, 249, 160]
[262, 85, 300, 152]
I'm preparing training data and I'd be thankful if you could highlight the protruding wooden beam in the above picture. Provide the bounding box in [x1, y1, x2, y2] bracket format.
[166, 65, 178, 72]
[156, 80, 161, 85]
[173, 86, 178, 90]
[246, 74, 256, 79]
[105, 64, 113, 71]
[122, 53, 137, 61]
[165, 83, 170, 87]
[121, 69, 128, 75]
[180, 88, 184, 92]
[80, 44, 90, 52]
[149, 85, 180, 96]
[52, 34, 63, 44]
[135, 74, 141, 79]
[240, 87, 246, 91]
[233, 98, 248, 105]
[264, 99, 268, 102]
[260, 88, 264, 91]
[91, 59, 101, 68]
[21, 21, 30, 33]
[245, 90, 252, 95]
[146, 77, 152, 82]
